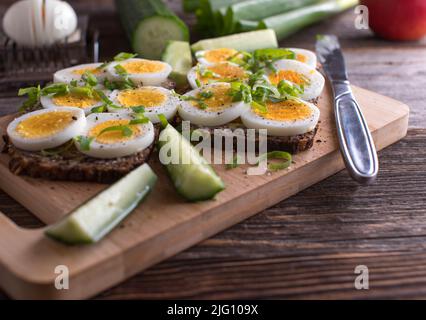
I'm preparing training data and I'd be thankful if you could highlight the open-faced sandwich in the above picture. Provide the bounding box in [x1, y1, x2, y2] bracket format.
[3, 52, 178, 183]
[3, 45, 324, 184]
[179, 47, 324, 153]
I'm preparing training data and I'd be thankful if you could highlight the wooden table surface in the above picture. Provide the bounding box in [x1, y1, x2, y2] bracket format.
[1, 0, 426, 299]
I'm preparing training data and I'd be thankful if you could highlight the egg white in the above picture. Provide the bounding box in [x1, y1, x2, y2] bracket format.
[268, 60, 325, 101]
[75, 113, 155, 159]
[107, 86, 179, 123]
[178, 82, 249, 127]
[7, 107, 86, 151]
[53, 63, 108, 86]
[241, 98, 320, 136]
[106, 58, 172, 86]
[285, 48, 317, 69]
[40, 90, 105, 115]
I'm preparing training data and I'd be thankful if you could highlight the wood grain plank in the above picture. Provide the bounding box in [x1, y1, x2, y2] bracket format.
[93, 129, 426, 300]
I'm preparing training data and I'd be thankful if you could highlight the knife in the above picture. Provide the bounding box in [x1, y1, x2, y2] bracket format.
[316, 35, 378, 184]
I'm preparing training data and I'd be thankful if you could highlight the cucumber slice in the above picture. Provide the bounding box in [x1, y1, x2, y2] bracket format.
[45, 164, 157, 245]
[158, 124, 225, 201]
[162, 41, 192, 88]
[191, 29, 278, 52]
[115, 0, 189, 59]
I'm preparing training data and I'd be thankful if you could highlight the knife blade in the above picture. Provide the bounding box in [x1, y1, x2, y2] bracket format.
[316, 35, 378, 184]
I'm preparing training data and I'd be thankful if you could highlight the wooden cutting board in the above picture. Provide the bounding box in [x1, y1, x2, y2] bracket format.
[0, 84, 409, 299]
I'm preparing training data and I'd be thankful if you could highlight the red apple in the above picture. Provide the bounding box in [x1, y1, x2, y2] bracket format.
[361, 0, 426, 41]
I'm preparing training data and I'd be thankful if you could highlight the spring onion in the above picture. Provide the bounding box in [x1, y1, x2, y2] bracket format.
[258, 0, 358, 40]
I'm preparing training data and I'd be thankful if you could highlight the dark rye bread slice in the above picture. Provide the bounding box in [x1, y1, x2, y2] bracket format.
[2, 126, 160, 184]
[176, 119, 319, 154]
[175, 96, 320, 154]
[1, 79, 175, 183]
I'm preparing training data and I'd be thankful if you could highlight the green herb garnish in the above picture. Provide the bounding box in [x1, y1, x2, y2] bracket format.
[226, 155, 241, 170]
[98, 125, 133, 138]
[82, 71, 98, 87]
[18, 85, 41, 111]
[131, 106, 145, 113]
[114, 52, 138, 61]
[158, 114, 168, 129]
[74, 136, 94, 151]
[258, 151, 292, 171]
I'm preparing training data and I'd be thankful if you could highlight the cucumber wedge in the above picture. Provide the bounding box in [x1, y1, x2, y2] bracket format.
[158, 124, 225, 201]
[45, 164, 157, 245]
[115, 0, 189, 59]
[191, 29, 278, 52]
[162, 41, 192, 88]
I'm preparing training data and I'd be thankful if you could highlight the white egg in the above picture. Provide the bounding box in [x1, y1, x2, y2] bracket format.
[187, 62, 250, 90]
[106, 58, 172, 86]
[195, 48, 240, 66]
[267, 60, 325, 101]
[40, 90, 104, 115]
[284, 48, 318, 69]
[241, 98, 320, 136]
[75, 113, 155, 159]
[178, 82, 249, 127]
[107, 86, 179, 123]
[2, 0, 77, 47]
[45, 0, 78, 44]
[53, 63, 108, 86]
[2, 0, 35, 47]
[32, 0, 46, 46]
[6, 107, 86, 151]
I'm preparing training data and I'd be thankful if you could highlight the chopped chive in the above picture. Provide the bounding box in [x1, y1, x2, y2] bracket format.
[98, 125, 133, 138]
[158, 114, 168, 129]
[258, 151, 292, 171]
[131, 106, 145, 113]
[114, 52, 137, 61]
[74, 136, 94, 151]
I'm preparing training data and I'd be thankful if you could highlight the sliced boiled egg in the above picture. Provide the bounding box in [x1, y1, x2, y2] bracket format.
[40, 90, 104, 115]
[187, 62, 250, 89]
[195, 48, 240, 66]
[7, 107, 86, 151]
[241, 98, 320, 136]
[178, 82, 249, 127]
[75, 113, 155, 159]
[53, 63, 108, 86]
[108, 86, 179, 123]
[268, 60, 325, 101]
[286, 48, 317, 69]
[106, 58, 172, 86]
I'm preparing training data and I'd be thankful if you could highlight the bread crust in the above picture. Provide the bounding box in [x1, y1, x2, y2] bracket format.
[2, 127, 159, 184]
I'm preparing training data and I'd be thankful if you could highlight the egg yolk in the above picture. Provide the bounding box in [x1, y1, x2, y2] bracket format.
[89, 120, 141, 144]
[121, 60, 165, 74]
[268, 70, 310, 86]
[255, 100, 312, 121]
[117, 88, 167, 108]
[296, 54, 308, 64]
[204, 48, 238, 63]
[52, 92, 100, 108]
[72, 67, 101, 76]
[192, 85, 233, 111]
[197, 63, 247, 84]
[16, 111, 75, 138]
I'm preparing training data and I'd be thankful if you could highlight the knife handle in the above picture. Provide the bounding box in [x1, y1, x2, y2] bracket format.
[332, 81, 379, 184]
